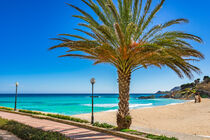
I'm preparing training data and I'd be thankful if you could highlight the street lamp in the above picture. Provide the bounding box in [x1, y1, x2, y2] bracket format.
[90, 78, 95, 124]
[14, 82, 19, 111]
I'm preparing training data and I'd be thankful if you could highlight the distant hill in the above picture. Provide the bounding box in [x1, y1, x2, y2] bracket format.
[155, 86, 180, 94]
[155, 91, 170, 94]
[174, 76, 210, 99]
[155, 76, 210, 99]
[197, 82, 210, 91]
[196, 78, 210, 98]
[170, 86, 181, 92]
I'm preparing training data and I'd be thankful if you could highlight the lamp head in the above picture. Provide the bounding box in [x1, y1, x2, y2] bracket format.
[90, 78, 95, 84]
[16, 82, 19, 86]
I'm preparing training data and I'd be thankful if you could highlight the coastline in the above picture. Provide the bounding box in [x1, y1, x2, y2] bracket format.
[1, 99, 209, 139]
[0, 94, 187, 115]
[73, 99, 191, 114]
[73, 99, 210, 137]
[72, 98, 192, 118]
[0, 98, 191, 115]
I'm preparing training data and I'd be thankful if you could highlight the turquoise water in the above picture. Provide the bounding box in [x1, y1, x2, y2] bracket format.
[0, 94, 187, 115]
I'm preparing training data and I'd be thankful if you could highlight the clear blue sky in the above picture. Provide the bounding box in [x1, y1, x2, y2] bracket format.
[0, 0, 209, 93]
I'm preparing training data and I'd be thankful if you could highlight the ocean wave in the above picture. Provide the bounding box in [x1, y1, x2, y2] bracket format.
[130, 103, 152, 108]
[104, 109, 118, 112]
[82, 103, 153, 108]
[168, 103, 179, 105]
[83, 104, 117, 107]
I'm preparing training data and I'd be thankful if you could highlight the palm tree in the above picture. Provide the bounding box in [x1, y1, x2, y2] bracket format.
[50, 0, 204, 129]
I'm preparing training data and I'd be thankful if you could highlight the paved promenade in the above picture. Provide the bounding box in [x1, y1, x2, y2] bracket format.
[0, 129, 20, 140]
[0, 111, 125, 140]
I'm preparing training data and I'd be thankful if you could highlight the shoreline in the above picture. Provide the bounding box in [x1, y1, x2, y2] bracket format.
[82, 99, 192, 114]
[73, 99, 210, 138]
[0, 98, 189, 116]
[71, 99, 192, 116]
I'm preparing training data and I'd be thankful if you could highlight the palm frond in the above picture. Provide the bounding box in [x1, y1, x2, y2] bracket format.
[50, 0, 204, 78]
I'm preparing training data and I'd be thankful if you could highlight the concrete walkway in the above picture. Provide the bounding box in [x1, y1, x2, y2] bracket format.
[132, 126, 208, 140]
[0, 130, 20, 140]
[0, 111, 125, 140]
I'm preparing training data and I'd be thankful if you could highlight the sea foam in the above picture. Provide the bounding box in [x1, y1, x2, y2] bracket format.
[82, 103, 152, 108]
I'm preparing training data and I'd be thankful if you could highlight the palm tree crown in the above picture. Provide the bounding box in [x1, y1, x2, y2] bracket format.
[50, 0, 204, 129]
[50, 0, 203, 78]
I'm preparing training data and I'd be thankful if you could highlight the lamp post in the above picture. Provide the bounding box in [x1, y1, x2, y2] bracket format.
[90, 78, 95, 124]
[14, 82, 19, 111]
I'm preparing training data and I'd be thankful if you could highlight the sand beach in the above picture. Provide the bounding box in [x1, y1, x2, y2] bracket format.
[73, 99, 210, 138]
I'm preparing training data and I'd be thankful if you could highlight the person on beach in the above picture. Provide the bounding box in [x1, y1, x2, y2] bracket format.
[194, 93, 202, 103]
[195, 93, 199, 103]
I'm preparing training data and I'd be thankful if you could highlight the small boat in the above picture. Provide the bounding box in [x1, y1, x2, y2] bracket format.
[90, 96, 100, 98]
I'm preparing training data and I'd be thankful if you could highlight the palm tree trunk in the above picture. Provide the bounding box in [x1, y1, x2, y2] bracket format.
[117, 70, 132, 130]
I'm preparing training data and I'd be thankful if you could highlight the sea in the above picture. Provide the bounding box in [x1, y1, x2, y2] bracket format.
[0, 94, 187, 115]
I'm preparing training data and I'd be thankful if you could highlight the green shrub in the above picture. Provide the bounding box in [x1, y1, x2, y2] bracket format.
[146, 134, 178, 140]
[0, 118, 8, 127]
[181, 83, 195, 90]
[120, 129, 137, 132]
[0, 117, 70, 140]
[200, 94, 209, 98]
[17, 109, 89, 124]
[0, 106, 13, 111]
[92, 122, 115, 128]
[120, 129, 143, 136]
[46, 114, 89, 123]
[19, 109, 44, 115]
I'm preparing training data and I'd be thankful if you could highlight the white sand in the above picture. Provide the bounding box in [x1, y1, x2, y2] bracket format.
[73, 99, 210, 136]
